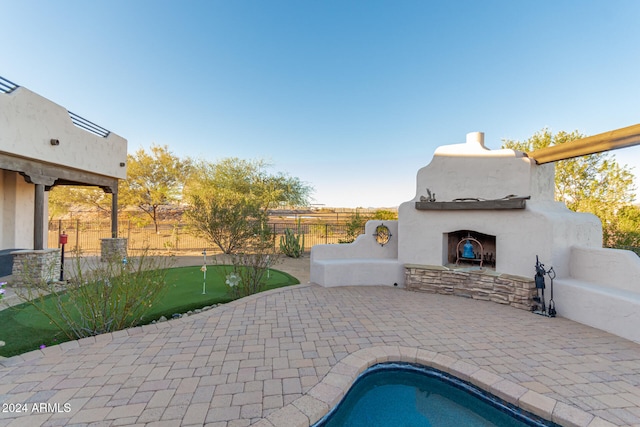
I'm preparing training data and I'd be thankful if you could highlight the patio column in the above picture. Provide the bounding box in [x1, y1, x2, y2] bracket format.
[111, 188, 118, 238]
[24, 172, 56, 250]
[101, 181, 127, 262]
[34, 183, 45, 250]
[11, 172, 60, 285]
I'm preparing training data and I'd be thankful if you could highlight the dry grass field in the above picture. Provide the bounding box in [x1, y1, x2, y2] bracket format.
[47, 208, 396, 254]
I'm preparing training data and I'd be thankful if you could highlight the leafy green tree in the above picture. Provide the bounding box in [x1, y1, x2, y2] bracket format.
[48, 186, 114, 220]
[186, 158, 312, 211]
[120, 144, 192, 232]
[607, 205, 640, 250]
[502, 129, 636, 246]
[48, 186, 74, 220]
[184, 158, 312, 253]
[372, 209, 398, 220]
[186, 192, 269, 254]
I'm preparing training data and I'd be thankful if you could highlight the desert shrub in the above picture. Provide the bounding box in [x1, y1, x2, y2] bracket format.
[216, 232, 281, 298]
[15, 252, 170, 339]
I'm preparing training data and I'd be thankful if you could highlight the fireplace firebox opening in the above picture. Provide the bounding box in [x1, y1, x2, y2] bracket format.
[445, 230, 496, 269]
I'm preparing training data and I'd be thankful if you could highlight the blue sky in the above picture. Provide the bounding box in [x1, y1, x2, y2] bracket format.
[3, 0, 640, 207]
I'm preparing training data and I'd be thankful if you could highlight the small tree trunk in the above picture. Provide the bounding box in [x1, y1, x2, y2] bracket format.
[153, 205, 159, 233]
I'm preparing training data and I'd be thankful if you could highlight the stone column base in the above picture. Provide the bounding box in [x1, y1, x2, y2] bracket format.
[100, 238, 128, 263]
[10, 249, 61, 286]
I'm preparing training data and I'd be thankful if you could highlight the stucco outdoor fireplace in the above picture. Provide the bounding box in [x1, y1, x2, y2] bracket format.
[311, 128, 640, 344]
[312, 131, 601, 311]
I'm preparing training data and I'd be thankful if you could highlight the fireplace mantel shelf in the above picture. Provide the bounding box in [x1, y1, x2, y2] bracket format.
[415, 196, 530, 210]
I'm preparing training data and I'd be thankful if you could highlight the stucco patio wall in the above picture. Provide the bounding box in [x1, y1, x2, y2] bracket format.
[310, 220, 404, 287]
[554, 245, 640, 343]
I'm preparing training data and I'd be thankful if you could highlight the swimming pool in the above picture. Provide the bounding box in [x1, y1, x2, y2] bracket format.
[314, 362, 559, 427]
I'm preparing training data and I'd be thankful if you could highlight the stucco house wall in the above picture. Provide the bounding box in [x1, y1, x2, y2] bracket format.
[0, 86, 127, 180]
[0, 78, 127, 279]
[1, 170, 36, 249]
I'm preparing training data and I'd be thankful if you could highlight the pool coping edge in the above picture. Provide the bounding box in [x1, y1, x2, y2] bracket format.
[253, 345, 618, 427]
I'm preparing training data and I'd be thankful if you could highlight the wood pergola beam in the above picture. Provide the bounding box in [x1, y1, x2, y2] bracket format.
[1, 153, 121, 245]
[526, 123, 640, 164]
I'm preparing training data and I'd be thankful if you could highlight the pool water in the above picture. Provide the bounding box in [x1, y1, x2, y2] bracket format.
[315, 363, 558, 427]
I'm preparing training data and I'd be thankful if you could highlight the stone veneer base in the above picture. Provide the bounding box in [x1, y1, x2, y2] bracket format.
[10, 249, 61, 286]
[100, 238, 128, 263]
[404, 264, 537, 311]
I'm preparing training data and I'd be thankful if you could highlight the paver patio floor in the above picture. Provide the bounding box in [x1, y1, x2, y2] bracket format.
[1, 278, 639, 426]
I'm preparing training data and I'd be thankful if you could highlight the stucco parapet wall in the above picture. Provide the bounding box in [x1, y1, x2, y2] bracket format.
[0, 86, 127, 180]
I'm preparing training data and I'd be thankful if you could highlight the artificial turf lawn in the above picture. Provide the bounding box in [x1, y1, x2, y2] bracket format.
[0, 265, 299, 358]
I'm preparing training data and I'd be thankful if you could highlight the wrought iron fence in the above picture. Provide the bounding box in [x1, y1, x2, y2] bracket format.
[48, 220, 364, 255]
[46, 220, 640, 256]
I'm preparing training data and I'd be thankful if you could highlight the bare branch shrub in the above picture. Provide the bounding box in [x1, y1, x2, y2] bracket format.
[215, 230, 281, 299]
[14, 251, 171, 339]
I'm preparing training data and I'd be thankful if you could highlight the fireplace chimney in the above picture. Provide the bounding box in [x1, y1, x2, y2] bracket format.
[466, 132, 485, 148]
